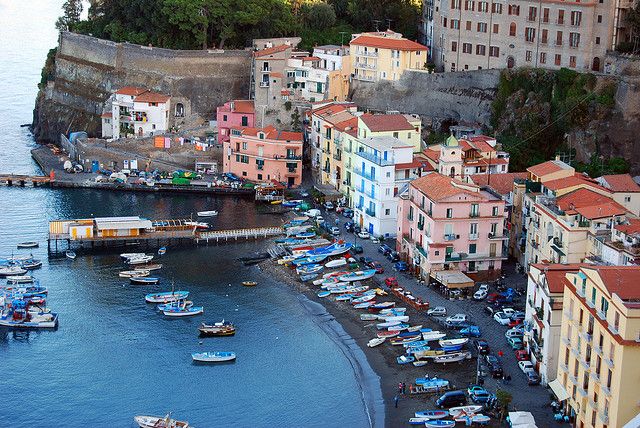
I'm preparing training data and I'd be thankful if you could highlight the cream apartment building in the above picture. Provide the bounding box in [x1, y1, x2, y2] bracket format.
[432, 0, 635, 72]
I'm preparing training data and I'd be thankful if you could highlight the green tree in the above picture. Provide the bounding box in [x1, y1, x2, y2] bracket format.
[303, 3, 337, 30]
[56, 0, 83, 31]
[495, 389, 513, 421]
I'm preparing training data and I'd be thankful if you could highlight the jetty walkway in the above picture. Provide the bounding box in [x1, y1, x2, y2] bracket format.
[195, 227, 284, 243]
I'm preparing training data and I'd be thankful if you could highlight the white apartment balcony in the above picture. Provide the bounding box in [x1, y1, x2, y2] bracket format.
[353, 74, 375, 82]
[355, 62, 376, 70]
[259, 81, 270, 88]
[358, 51, 378, 57]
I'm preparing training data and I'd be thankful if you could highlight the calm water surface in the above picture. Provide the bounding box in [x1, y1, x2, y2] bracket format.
[0, 2, 371, 426]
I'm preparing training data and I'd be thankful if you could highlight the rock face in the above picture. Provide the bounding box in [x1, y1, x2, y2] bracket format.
[32, 32, 252, 143]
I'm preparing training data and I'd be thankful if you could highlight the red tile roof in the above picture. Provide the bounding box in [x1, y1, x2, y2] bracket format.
[116, 86, 148, 96]
[231, 100, 255, 114]
[583, 265, 640, 301]
[527, 160, 570, 178]
[334, 117, 358, 133]
[468, 172, 528, 195]
[411, 173, 480, 202]
[100, 112, 112, 118]
[302, 56, 320, 61]
[556, 188, 614, 213]
[600, 174, 640, 193]
[395, 157, 431, 170]
[530, 263, 585, 293]
[254, 44, 290, 58]
[615, 218, 640, 235]
[312, 102, 355, 117]
[134, 92, 170, 103]
[350, 35, 428, 51]
[460, 137, 495, 153]
[422, 148, 441, 162]
[360, 113, 414, 132]
[574, 202, 627, 219]
[543, 173, 608, 192]
[240, 125, 302, 142]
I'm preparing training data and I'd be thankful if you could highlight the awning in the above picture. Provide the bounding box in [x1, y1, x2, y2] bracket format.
[551, 245, 566, 256]
[313, 184, 343, 201]
[548, 379, 570, 401]
[432, 270, 474, 289]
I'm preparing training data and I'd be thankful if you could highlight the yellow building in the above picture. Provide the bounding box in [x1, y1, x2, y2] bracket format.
[357, 113, 422, 152]
[349, 31, 428, 82]
[555, 265, 640, 428]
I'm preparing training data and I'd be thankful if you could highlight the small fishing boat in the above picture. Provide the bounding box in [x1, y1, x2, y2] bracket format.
[242, 281, 257, 287]
[0, 311, 58, 329]
[378, 315, 410, 323]
[376, 320, 402, 329]
[407, 325, 423, 332]
[433, 351, 472, 363]
[360, 314, 378, 321]
[292, 255, 327, 266]
[145, 291, 189, 303]
[21, 260, 42, 270]
[412, 360, 429, 367]
[369, 301, 395, 311]
[404, 340, 430, 349]
[413, 349, 446, 359]
[197, 210, 218, 217]
[120, 270, 149, 278]
[424, 420, 455, 428]
[134, 414, 190, 428]
[127, 255, 154, 265]
[296, 264, 323, 275]
[397, 355, 415, 365]
[17, 242, 39, 249]
[192, 351, 235, 362]
[415, 378, 450, 388]
[376, 330, 400, 339]
[135, 264, 162, 271]
[199, 320, 235, 336]
[157, 301, 193, 311]
[300, 273, 319, 282]
[415, 410, 449, 420]
[406, 345, 431, 355]
[335, 294, 353, 302]
[121, 253, 145, 260]
[130, 277, 159, 285]
[184, 221, 209, 229]
[387, 323, 410, 332]
[367, 337, 385, 347]
[306, 242, 353, 257]
[422, 331, 447, 341]
[163, 306, 204, 317]
[282, 199, 303, 207]
[379, 307, 406, 315]
[438, 338, 468, 350]
[338, 269, 376, 282]
[408, 418, 432, 425]
[295, 232, 316, 239]
[324, 258, 347, 269]
[351, 294, 376, 304]
[0, 266, 27, 277]
[353, 302, 374, 309]
[158, 247, 167, 255]
[448, 405, 483, 416]
[390, 335, 421, 346]
[6, 275, 35, 284]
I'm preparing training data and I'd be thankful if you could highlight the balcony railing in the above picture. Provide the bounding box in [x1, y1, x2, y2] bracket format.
[353, 74, 375, 82]
[489, 232, 508, 239]
[365, 208, 376, 217]
[553, 237, 563, 247]
[445, 253, 463, 262]
[343, 144, 352, 153]
[415, 244, 428, 258]
[417, 222, 424, 231]
[469, 233, 478, 240]
[531, 241, 539, 249]
[259, 81, 270, 88]
[355, 150, 394, 166]
[470, 211, 480, 218]
[444, 234, 459, 241]
[353, 166, 375, 181]
[358, 51, 378, 57]
[355, 62, 376, 69]
[333, 153, 341, 161]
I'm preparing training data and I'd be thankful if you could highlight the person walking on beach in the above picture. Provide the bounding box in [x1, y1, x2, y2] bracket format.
[394, 394, 399, 408]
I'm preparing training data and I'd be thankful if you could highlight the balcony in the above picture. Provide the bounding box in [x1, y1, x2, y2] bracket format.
[593, 345, 603, 356]
[333, 153, 341, 161]
[559, 362, 569, 373]
[353, 166, 375, 181]
[469, 233, 478, 240]
[417, 222, 424, 231]
[489, 232, 508, 240]
[286, 168, 297, 174]
[343, 144, 352, 153]
[531, 241, 539, 249]
[365, 188, 376, 199]
[469, 211, 480, 218]
[358, 51, 378, 57]
[415, 244, 428, 258]
[355, 62, 376, 69]
[601, 386, 612, 396]
[355, 150, 394, 166]
[444, 234, 459, 241]
[445, 253, 463, 262]
[365, 208, 376, 217]
[562, 336, 571, 346]
[259, 81, 270, 88]
[261, 66, 272, 72]
[596, 310, 607, 321]
[580, 330, 593, 342]
[553, 237, 563, 248]
[353, 74, 375, 82]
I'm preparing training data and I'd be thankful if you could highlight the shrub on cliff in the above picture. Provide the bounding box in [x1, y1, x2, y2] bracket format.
[39, 48, 57, 89]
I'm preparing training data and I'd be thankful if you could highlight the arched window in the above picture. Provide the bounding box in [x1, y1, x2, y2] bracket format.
[509, 22, 516, 37]
[450, 166, 456, 178]
[175, 103, 184, 118]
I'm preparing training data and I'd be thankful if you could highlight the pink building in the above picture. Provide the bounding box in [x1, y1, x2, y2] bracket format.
[223, 125, 303, 187]
[397, 173, 508, 281]
[216, 100, 255, 143]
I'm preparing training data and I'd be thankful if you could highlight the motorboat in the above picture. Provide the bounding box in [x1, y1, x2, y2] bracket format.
[408, 418, 433, 425]
[414, 378, 450, 389]
[368, 302, 395, 311]
[130, 277, 159, 285]
[17, 242, 39, 249]
[433, 351, 472, 363]
[351, 294, 375, 304]
[127, 255, 154, 265]
[21, 260, 42, 270]
[65, 250, 76, 260]
[306, 242, 353, 257]
[6, 275, 35, 284]
[424, 420, 455, 428]
[157, 301, 193, 311]
[191, 351, 236, 362]
[335, 294, 353, 302]
[338, 269, 376, 282]
[158, 247, 167, 255]
[387, 323, 410, 332]
[121, 253, 145, 260]
[0, 266, 27, 277]
[377, 315, 409, 323]
[448, 405, 483, 416]
[197, 210, 218, 217]
[295, 232, 315, 239]
[367, 337, 385, 347]
[135, 264, 162, 271]
[198, 320, 236, 336]
[163, 306, 203, 317]
[119, 270, 149, 278]
[397, 355, 415, 365]
[414, 410, 448, 420]
[241, 281, 257, 287]
[407, 325, 423, 332]
[145, 291, 189, 303]
[134, 414, 190, 428]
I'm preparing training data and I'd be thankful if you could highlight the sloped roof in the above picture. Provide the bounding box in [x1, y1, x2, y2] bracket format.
[241, 125, 302, 142]
[527, 160, 571, 178]
[543, 173, 607, 192]
[134, 92, 170, 103]
[254, 44, 290, 58]
[583, 265, 640, 301]
[574, 202, 627, 220]
[360, 113, 414, 132]
[350, 35, 427, 51]
[530, 263, 585, 293]
[231, 100, 255, 114]
[615, 218, 640, 235]
[116, 87, 147, 96]
[411, 173, 480, 202]
[556, 188, 614, 213]
[468, 172, 528, 196]
[600, 174, 640, 192]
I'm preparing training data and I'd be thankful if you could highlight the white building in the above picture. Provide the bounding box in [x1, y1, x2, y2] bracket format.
[285, 45, 350, 102]
[105, 87, 171, 139]
[353, 136, 415, 238]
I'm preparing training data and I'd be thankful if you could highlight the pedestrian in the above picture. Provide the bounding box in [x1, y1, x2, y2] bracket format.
[506, 374, 511, 384]
[401, 382, 406, 395]
[397, 382, 403, 393]
[394, 394, 399, 408]
[498, 350, 504, 358]
[502, 373, 506, 384]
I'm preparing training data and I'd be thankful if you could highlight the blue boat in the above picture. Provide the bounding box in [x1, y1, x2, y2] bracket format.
[300, 273, 319, 282]
[282, 200, 303, 207]
[295, 232, 316, 239]
[130, 277, 159, 285]
[158, 247, 167, 255]
[335, 294, 353, 301]
[317, 291, 330, 298]
[406, 345, 430, 354]
[404, 340, 429, 348]
[397, 355, 415, 365]
[424, 420, 455, 428]
[415, 378, 450, 389]
[145, 291, 189, 303]
[296, 264, 323, 275]
[415, 410, 449, 420]
[292, 255, 327, 266]
[307, 242, 353, 257]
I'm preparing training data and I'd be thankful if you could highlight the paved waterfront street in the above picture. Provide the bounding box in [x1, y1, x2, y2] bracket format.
[320, 208, 557, 427]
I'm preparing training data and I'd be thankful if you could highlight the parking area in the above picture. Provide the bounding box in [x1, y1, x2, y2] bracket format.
[319, 207, 558, 426]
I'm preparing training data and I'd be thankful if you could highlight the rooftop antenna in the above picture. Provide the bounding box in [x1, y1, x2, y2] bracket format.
[339, 31, 348, 47]
[386, 18, 393, 30]
[372, 20, 381, 32]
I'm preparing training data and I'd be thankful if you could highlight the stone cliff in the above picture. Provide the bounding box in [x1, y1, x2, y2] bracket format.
[32, 32, 252, 143]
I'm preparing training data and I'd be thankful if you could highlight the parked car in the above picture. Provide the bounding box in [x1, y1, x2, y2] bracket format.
[352, 245, 364, 254]
[315, 216, 325, 225]
[473, 339, 490, 354]
[510, 311, 526, 321]
[427, 306, 447, 317]
[493, 312, 511, 325]
[378, 244, 392, 255]
[515, 350, 529, 361]
[505, 329, 524, 339]
[467, 385, 487, 396]
[485, 354, 503, 378]
[473, 289, 488, 300]
[518, 360, 534, 373]
[471, 390, 495, 404]
[445, 313, 468, 324]
[478, 283, 489, 293]
[344, 221, 355, 232]
[329, 226, 340, 236]
[359, 257, 374, 265]
[394, 261, 409, 272]
[507, 336, 524, 350]
[508, 319, 523, 328]
[305, 209, 321, 218]
[369, 261, 384, 274]
[385, 277, 399, 287]
[484, 306, 497, 316]
[460, 325, 481, 337]
[435, 390, 467, 408]
[501, 307, 516, 317]
[342, 208, 354, 218]
[525, 370, 541, 385]
[357, 230, 370, 239]
[323, 201, 334, 210]
[386, 251, 400, 262]
[353, 225, 361, 234]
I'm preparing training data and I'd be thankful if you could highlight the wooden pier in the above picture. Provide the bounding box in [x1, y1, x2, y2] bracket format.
[0, 174, 51, 186]
[195, 227, 284, 244]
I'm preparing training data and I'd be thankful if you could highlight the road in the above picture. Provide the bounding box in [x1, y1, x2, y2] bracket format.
[322, 207, 558, 427]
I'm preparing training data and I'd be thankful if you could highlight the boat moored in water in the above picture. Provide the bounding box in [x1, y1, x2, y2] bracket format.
[145, 291, 189, 303]
[130, 277, 159, 285]
[17, 242, 39, 249]
[134, 414, 190, 428]
[163, 305, 203, 317]
[0, 266, 27, 277]
[6, 275, 35, 284]
[197, 210, 218, 217]
[198, 320, 235, 336]
[191, 351, 236, 362]
[65, 250, 76, 260]
[157, 247, 167, 255]
[120, 270, 149, 278]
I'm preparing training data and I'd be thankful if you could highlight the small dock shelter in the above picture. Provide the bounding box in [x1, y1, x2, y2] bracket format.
[432, 270, 474, 289]
[49, 216, 153, 240]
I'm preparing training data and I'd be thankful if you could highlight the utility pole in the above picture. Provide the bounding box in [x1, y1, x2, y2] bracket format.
[339, 31, 348, 47]
[386, 18, 393, 30]
[372, 20, 381, 32]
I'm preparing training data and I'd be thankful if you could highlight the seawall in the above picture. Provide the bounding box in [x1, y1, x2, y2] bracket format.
[32, 32, 252, 143]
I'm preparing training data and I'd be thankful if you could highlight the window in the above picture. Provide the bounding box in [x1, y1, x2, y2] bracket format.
[489, 46, 500, 57]
[509, 22, 517, 36]
[443, 17, 448, 27]
[558, 10, 565, 25]
[528, 6, 537, 21]
[569, 56, 576, 68]
[476, 45, 486, 56]
[477, 22, 487, 33]
[466, 20, 472, 30]
[463, 43, 472, 54]
[257, 173, 262, 180]
[614, 311, 620, 331]
[569, 32, 580, 48]
[471, 204, 479, 217]
[223, 114, 228, 122]
[451, 19, 460, 29]
[490, 223, 498, 235]
[491, 3, 502, 14]
[478, 1, 488, 12]
[541, 29, 548, 44]
[465, 0, 474, 10]
[571, 11, 582, 26]
[598, 15, 602, 24]
[508, 4, 520, 15]
[242, 142, 248, 150]
[469, 243, 477, 254]
[525, 27, 536, 42]
[385, 208, 390, 216]
[556, 31, 563, 45]
[595, 36, 601, 45]
[543, 8, 549, 23]
[451, 0, 461, 9]
[446, 208, 453, 218]
[493, 23, 499, 33]
[492, 206, 499, 216]
[540, 52, 547, 64]
[470, 223, 478, 234]
[241, 116, 248, 126]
